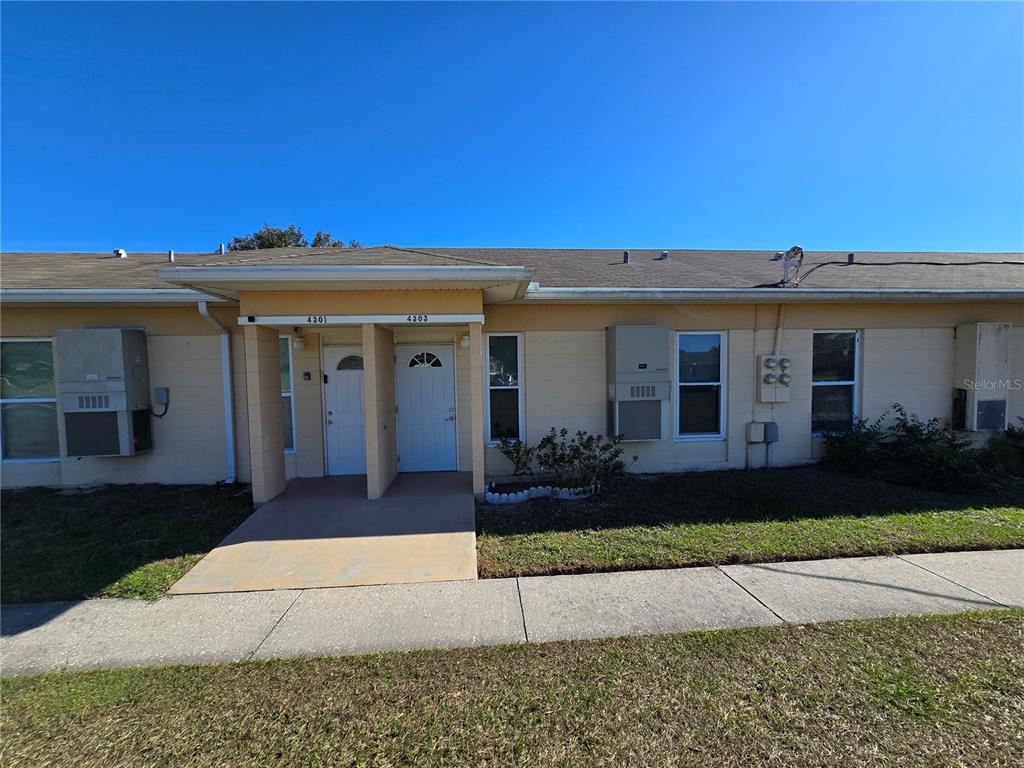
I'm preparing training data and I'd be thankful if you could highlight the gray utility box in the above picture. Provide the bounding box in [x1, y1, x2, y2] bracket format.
[56, 328, 153, 456]
[953, 322, 1012, 431]
[606, 325, 670, 441]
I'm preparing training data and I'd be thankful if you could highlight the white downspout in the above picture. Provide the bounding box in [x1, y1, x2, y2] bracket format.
[773, 304, 786, 356]
[198, 301, 236, 483]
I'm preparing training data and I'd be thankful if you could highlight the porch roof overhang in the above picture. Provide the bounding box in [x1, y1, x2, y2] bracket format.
[157, 264, 536, 302]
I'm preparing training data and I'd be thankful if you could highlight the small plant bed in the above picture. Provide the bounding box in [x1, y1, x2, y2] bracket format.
[489, 428, 626, 504]
[3, 611, 1022, 766]
[476, 466, 1024, 579]
[1, 484, 253, 603]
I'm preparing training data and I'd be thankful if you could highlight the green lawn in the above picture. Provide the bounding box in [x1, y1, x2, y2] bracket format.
[2, 610, 1021, 767]
[477, 467, 1024, 578]
[1, 484, 253, 603]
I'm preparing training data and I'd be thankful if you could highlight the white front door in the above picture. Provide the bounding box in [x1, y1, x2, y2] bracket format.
[323, 346, 367, 475]
[396, 344, 457, 472]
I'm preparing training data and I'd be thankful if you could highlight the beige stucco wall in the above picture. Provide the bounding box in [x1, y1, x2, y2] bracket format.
[363, 324, 397, 498]
[3, 300, 1022, 491]
[0, 306, 247, 489]
[244, 324, 286, 504]
[483, 302, 1024, 478]
[287, 333, 326, 479]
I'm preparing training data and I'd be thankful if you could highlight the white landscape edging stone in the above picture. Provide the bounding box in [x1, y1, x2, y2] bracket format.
[484, 483, 599, 505]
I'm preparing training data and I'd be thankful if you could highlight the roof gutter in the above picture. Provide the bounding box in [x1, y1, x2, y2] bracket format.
[197, 301, 236, 484]
[517, 287, 1024, 304]
[0, 288, 229, 305]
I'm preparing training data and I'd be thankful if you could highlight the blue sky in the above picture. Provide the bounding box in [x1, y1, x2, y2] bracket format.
[2, 1, 1022, 253]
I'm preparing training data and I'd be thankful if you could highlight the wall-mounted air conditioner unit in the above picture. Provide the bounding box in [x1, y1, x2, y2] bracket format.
[606, 325, 670, 440]
[952, 322, 1011, 431]
[56, 328, 153, 456]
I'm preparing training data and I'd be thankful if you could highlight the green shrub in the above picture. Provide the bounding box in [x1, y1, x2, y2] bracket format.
[533, 428, 627, 489]
[820, 403, 1018, 490]
[820, 415, 886, 472]
[979, 418, 1024, 478]
[496, 437, 536, 477]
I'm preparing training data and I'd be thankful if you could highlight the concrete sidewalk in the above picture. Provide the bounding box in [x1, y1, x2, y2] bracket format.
[2, 549, 1021, 677]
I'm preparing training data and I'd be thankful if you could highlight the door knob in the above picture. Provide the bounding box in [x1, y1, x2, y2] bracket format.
[328, 419, 334, 424]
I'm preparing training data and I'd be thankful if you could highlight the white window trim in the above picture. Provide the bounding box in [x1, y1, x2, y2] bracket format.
[675, 331, 727, 442]
[280, 335, 297, 455]
[0, 337, 60, 463]
[483, 332, 526, 446]
[811, 329, 861, 436]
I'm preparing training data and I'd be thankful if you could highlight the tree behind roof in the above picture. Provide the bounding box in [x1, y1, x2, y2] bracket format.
[227, 225, 361, 251]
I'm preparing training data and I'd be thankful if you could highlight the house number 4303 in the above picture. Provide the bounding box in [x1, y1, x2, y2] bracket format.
[406, 315, 429, 323]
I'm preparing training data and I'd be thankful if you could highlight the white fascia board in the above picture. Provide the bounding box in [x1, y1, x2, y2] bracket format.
[0, 288, 230, 305]
[518, 287, 1024, 303]
[158, 264, 534, 284]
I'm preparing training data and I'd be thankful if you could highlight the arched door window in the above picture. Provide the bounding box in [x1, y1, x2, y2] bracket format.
[408, 352, 443, 368]
[337, 355, 364, 371]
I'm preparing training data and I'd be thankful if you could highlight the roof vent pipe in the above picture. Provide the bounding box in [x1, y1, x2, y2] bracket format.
[218, 243, 226, 255]
[658, 250, 669, 261]
[114, 248, 127, 259]
[167, 249, 175, 263]
[623, 250, 631, 264]
[847, 253, 855, 264]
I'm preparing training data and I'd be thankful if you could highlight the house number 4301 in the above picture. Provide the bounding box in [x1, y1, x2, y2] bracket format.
[305, 316, 328, 324]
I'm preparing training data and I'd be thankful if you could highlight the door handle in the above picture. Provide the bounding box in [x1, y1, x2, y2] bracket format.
[444, 416, 455, 421]
[328, 419, 334, 425]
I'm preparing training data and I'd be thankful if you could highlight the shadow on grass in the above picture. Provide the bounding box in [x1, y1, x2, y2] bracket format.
[1, 484, 253, 605]
[476, 466, 1024, 537]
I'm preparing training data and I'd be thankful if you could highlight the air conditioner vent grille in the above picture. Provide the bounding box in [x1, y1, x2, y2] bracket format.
[629, 384, 657, 399]
[78, 395, 111, 410]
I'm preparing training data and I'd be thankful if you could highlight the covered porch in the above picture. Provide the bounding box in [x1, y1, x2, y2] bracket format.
[157, 260, 535, 506]
[240, 303, 490, 505]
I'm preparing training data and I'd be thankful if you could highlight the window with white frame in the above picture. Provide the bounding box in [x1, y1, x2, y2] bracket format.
[677, 332, 725, 438]
[1, 340, 60, 460]
[812, 331, 859, 433]
[485, 334, 523, 442]
[279, 337, 296, 452]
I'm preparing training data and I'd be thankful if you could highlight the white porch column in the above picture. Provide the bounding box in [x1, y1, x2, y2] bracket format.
[244, 324, 286, 506]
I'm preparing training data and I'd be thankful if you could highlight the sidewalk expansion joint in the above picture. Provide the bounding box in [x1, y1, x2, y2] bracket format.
[514, 578, 530, 643]
[249, 589, 303, 659]
[716, 566, 787, 624]
[895, 555, 1010, 608]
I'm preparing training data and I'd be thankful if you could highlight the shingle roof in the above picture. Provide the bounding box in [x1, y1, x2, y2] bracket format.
[3, 245, 1023, 291]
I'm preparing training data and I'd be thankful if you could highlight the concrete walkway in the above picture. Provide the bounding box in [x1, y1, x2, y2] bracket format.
[2, 549, 1021, 677]
[170, 473, 477, 594]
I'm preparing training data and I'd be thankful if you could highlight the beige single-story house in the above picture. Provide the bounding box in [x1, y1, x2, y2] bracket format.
[1, 246, 1022, 505]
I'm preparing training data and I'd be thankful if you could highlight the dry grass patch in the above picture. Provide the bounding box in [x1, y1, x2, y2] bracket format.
[2, 611, 1022, 767]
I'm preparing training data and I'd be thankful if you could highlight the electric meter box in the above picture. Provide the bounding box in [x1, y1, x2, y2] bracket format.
[758, 355, 792, 403]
